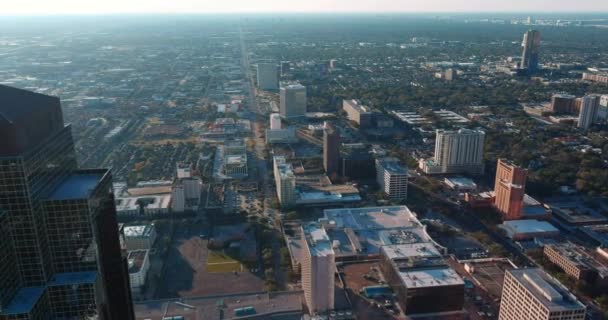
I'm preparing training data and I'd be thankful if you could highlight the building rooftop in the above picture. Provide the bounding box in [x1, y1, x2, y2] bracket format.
[508, 268, 585, 312]
[377, 158, 407, 175]
[274, 156, 295, 178]
[323, 206, 422, 231]
[47, 171, 106, 201]
[501, 219, 559, 235]
[582, 224, 608, 246]
[303, 222, 334, 257]
[124, 224, 155, 238]
[444, 177, 477, 189]
[344, 99, 372, 114]
[547, 199, 608, 225]
[128, 250, 149, 273]
[546, 242, 608, 279]
[0, 286, 45, 316]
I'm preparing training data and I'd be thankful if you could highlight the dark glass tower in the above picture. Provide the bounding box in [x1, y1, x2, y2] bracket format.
[520, 30, 541, 73]
[323, 122, 341, 181]
[0, 85, 134, 320]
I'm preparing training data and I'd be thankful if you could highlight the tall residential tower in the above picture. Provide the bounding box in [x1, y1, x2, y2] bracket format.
[494, 159, 527, 220]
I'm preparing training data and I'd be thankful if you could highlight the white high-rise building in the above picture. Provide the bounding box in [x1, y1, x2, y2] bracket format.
[270, 113, 282, 130]
[273, 156, 296, 207]
[280, 84, 307, 119]
[499, 268, 586, 320]
[376, 158, 408, 200]
[419, 129, 485, 175]
[301, 222, 335, 314]
[256, 63, 278, 90]
[577, 94, 600, 130]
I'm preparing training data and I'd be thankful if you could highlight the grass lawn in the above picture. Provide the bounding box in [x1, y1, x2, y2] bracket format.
[206, 250, 244, 273]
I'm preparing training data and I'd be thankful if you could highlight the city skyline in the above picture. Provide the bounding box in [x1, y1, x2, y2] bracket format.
[3, 0, 608, 15]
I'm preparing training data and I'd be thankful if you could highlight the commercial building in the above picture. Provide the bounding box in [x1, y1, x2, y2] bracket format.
[301, 222, 335, 314]
[544, 242, 608, 284]
[256, 63, 278, 90]
[550, 94, 577, 114]
[520, 30, 541, 73]
[123, 224, 157, 250]
[444, 177, 477, 192]
[213, 139, 248, 180]
[127, 250, 150, 297]
[494, 159, 527, 220]
[270, 113, 282, 130]
[280, 84, 307, 119]
[265, 127, 297, 144]
[499, 220, 559, 240]
[342, 99, 373, 128]
[498, 268, 586, 320]
[340, 143, 376, 180]
[582, 72, 608, 84]
[280, 61, 291, 76]
[323, 122, 341, 179]
[0, 85, 134, 319]
[419, 129, 485, 175]
[376, 158, 408, 200]
[577, 94, 600, 130]
[273, 156, 297, 208]
[380, 243, 464, 316]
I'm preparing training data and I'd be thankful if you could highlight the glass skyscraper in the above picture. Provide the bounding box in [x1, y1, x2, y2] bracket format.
[0, 85, 134, 320]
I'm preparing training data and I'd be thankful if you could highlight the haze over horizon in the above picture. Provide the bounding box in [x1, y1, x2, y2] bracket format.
[3, 0, 608, 15]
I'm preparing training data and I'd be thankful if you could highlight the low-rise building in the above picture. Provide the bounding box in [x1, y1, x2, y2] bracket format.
[342, 99, 373, 128]
[499, 220, 559, 240]
[544, 242, 608, 285]
[380, 242, 464, 316]
[444, 177, 477, 192]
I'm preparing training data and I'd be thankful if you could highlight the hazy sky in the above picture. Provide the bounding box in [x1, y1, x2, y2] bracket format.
[3, 0, 608, 15]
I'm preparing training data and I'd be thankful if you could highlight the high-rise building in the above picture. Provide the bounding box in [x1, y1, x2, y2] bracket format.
[498, 268, 586, 320]
[280, 84, 307, 118]
[280, 61, 291, 76]
[269, 113, 282, 130]
[578, 94, 600, 130]
[520, 30, 541, 73]
[273, 156, 296, 208]
[342, 99, 372, 128]
[550, 94, 577, 114]
[376, 158, 408, 200]
[494, 159, 527, 220]
[323, 122, 341, 180]
[0, 85, 134, 319]
[419, 129, 485, 175]
[301, 222, 335, 314]
[256, 63, 278, 90]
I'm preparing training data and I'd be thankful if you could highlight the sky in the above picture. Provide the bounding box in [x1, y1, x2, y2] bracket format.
[3, 0, 608, 15]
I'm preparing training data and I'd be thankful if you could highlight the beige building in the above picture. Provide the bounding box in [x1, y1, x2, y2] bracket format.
[301, 222, 335, 314]
[342, 99, 373, 128]
[499, 268, 586, 320]
[419, 129, 485, 175]
[544, 242, 608, 284]
[273, 156, 296, 208]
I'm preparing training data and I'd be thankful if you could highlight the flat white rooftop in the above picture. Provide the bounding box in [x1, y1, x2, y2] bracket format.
[501, 219, 558, 234]
[509, 268, 585, 312]
[323, 206, 421, 230]
[303, 223, 334, 257]
[399, 266, 464, 289]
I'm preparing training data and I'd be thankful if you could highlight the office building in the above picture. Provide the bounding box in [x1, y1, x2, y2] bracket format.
[499, 220, 559, 240]
[498, 268, 586, 320]
[341, 144, 376, 180]
[127, 250, 150, 297]
[578, 94, 600, 130]
[256, 63, 278, 90]
[269, 113, 282, 130]
[376, 158, 408, 200]
[123, 224, 157, 250]
[582, 72, 608, 84]
[342, 99, 373, 128]
[280, 84, 307, 118]
[301, 222, 335, 314]
[380, 243, 464, 315]
[0, 85, 134, 319]
[520, 30, 541, 73]
[280, 61, 291, 76]
[550, 94, 577, 114]
[323, 122, 341, 179]
[494, 159, 527, 220]
[544, 242, 608, 284]
[419, 129, 485, 175]
[273, 156, 296, 208]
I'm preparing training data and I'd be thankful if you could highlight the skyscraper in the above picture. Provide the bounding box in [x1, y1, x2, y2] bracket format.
[323, 122, 341, 180]
[280, 84, 307, 118]
[419, 129, 485, 175]
[0, 85, 134, 320]
[494, 159, 527, 220]
[498, 268, 586, 320]
[376, 158, 408, 200]
[301, 222, 335, 314]
[520, 30, 541, 73]
[577, 94, 600, 130]
[273, 156, 296, 208]
[256, 63, 279, 90]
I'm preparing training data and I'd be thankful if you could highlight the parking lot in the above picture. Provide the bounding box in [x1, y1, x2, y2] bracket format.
[156, 220, 264, 298]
